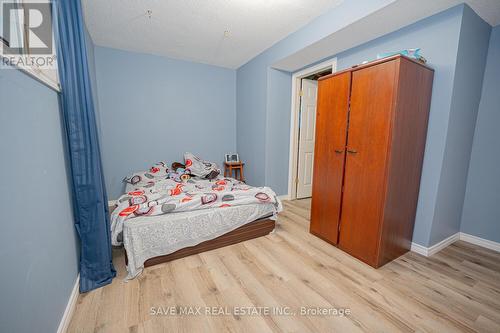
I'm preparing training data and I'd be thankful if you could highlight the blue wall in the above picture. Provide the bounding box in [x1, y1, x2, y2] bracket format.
[93, 47, 237, 198]
[265, 69, 292, 193]
[236, 4, 496, 246]
[236, 0, 396, 191]
[85, 26, 102, 136]
[0, 69, 79, 333]
[430, 5, 491, 245]
[332, 7, 464, 246]
[236, 56, 268, 188]
[311, 5, 493, 246]
[461, 25, 500, 243]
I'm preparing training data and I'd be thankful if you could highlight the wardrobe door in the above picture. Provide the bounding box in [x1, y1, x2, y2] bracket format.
[310, 72, 350, 244]
[338, 60, 397, 266]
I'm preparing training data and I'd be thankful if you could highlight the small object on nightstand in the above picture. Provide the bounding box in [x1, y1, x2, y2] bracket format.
[224, 162, 245, 182]
[224, 153, 240, 164]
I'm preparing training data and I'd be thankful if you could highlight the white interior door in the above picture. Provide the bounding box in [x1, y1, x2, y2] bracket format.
[296, 79, 318, 199]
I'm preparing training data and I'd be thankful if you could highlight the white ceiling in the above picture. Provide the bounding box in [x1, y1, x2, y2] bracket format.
[82, 0, 343, 69]
[466, 0, 500, 26]
[82, 0, 500, 70]
[274, 0, 500, 71]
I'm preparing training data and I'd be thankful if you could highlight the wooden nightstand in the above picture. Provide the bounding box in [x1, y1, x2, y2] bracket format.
[224, 162, 245, 182]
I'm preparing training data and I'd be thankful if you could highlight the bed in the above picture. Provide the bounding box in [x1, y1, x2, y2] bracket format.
[111, 154, 282, 278]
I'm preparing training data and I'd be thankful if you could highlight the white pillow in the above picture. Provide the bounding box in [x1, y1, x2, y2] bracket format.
[184, 152, 220, 179]
[123, 161, 169, 185]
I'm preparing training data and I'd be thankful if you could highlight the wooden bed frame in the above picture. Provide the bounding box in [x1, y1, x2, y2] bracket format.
[124, 217, 275, 268]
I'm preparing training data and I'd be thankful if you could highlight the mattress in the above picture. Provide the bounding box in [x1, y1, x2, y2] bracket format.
[123, 202, 276, 278]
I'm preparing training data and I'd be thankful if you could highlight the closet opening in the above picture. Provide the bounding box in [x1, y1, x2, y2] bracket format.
[287, 59, 337, 200]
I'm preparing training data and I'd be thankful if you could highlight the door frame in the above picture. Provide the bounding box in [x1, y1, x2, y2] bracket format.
[287, 58, 337, 200]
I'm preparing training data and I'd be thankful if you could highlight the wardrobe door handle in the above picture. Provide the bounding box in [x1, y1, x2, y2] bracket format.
[347, 149, 358, 154]
[335, 149, 344, 154]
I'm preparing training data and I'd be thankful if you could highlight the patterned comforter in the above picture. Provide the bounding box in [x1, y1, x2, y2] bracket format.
[111, 175, 282, 246]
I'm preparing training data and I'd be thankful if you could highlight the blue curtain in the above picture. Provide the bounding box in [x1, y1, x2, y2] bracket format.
[54, 0, 116, 292]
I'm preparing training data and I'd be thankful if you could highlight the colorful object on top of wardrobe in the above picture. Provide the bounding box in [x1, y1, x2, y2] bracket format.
[377, 48, 427, 63]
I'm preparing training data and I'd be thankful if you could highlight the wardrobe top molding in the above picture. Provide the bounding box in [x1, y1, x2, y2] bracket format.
[318, 54, 434, 81]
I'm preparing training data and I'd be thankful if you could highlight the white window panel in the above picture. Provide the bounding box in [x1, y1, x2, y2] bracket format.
[1, 0, 60, 91]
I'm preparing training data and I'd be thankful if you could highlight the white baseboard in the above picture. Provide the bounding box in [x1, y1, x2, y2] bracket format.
[428, 232, 461, 256]
[411, 232, 460, 257]
[57, 274, 80, 333]
[460, 232, 500, 253]
[277, 194, 291, 201]
[411, 232, 500, 257]
[410, 242, 429, 256]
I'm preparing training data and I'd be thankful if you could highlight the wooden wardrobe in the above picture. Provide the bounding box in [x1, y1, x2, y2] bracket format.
[310, 55, 434, 268]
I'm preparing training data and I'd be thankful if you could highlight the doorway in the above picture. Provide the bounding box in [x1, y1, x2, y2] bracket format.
[287, 59, 337, 200]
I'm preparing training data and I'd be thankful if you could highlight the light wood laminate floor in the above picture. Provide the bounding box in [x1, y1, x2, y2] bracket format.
[68, 199, 500, 332]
